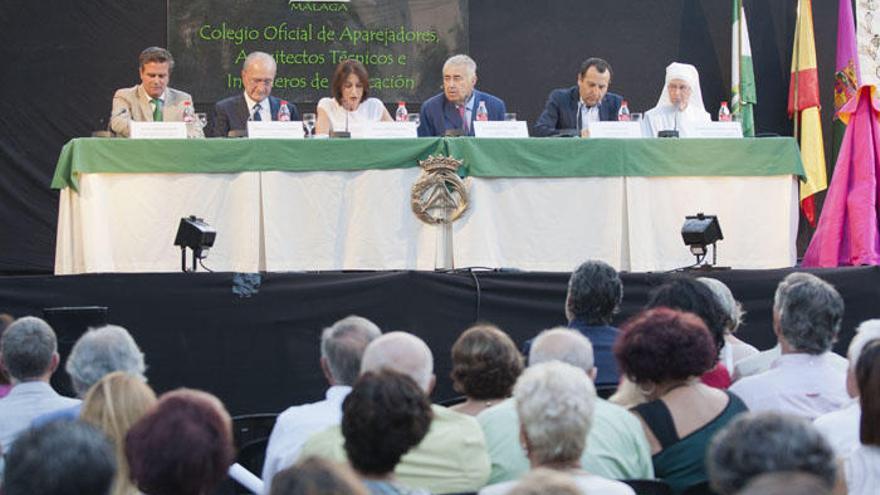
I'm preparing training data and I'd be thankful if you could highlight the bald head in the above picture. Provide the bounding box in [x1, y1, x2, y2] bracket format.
[360, 332, 434, 393]
[529, 327, 595, 374]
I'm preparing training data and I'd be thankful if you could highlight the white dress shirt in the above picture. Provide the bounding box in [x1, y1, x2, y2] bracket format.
[733, 344, 848, 381]
[729, 352, 850, 419]
[814, 399, 861, 458]
[0, 381, 81, 450]
[261, 385, 351, 492]
[844, 444, 880, 495]
[244, 92, 272, 122]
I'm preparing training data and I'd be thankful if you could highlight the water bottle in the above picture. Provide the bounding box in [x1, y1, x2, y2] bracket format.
[618, 100, 631, 121]
[278, 101, 291, 122]
[183, 101, 197, 137]
[395, 102, 408, 122]
[476, 101, 489, 121]
[718, 101, 732, 122]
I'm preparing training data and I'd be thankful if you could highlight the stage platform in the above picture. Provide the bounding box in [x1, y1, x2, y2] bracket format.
[1, 266, 877, 415]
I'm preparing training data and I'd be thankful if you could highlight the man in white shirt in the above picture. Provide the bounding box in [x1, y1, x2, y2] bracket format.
[261, 316, 381, 490]
[0, 317, 80, 451]
[813, 319, 880, 457]
[730, 273, 849, 419]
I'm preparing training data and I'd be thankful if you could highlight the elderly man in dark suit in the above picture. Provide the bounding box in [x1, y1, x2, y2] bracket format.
[533, 58, 623, 137]
[417, 54, 506, 137]
[211, 51, 300, 137]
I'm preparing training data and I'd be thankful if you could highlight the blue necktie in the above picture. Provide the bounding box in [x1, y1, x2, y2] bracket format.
[252, 103, 262, 121]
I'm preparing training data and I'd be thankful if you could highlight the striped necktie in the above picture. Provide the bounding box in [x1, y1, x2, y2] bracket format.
[253, 103, 262, 121]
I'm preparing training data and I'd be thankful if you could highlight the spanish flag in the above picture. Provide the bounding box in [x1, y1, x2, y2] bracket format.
[788, 0, 826, 227]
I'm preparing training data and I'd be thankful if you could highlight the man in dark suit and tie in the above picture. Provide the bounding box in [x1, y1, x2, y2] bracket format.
[533, 58, 623, 137]
[212, 51, 300, 137]
[417, 54, 506, 137]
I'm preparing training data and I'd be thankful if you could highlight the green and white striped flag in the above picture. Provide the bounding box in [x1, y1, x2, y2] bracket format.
[732, 0, 757, 136]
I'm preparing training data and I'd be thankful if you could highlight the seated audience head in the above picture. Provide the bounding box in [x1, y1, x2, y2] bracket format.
[341, 369, 433, 478]
[3, 420, 116, 495]
[845, 319, 880, 397]
[856, 339, 880, 447]
[360, 331, 434, 393]
[514, 361, 596, 468]
[138, 47, 174, 99]
[0, 316, 59, 383]
[737, 472, 832, 495]
[66, 324, 147, 398]
[697, 277, 745, 334]
[451, 323, 523, 400]
[81, 371, 157, 495]
[528, 326, 595, 379]
[320, 315, 382, 387]
[577, 58, 612, 108]
[706, 411, 836, 495]
[646, 277, 728, 355]
[242, 51, 277, 104]
[270, 456, 368, 495]
[332, 59, 371, 111]
[442, 54, 478, 106]
[565, 259, 622, 325]
[508, 468, 583, 495]
[772, 272, 843, 354]
[614, 307, 715, 393]
[126, 388, 235, 495]
[0, 313, 14, 386]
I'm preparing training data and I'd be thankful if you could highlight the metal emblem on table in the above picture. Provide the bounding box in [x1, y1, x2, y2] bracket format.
[411, 155, 469, 270]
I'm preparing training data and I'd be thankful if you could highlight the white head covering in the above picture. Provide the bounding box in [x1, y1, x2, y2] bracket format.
[654, 62, 711, 122]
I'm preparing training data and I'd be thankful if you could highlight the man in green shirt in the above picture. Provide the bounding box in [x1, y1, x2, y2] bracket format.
[478, 327, 653, 484]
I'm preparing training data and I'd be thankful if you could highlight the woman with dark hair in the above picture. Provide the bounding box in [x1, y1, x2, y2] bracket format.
[125, 388, 235, 495]
[614, 307, 748, 494]
[839, 339, 880, 495]
[342, 369, 433, 495]
[0, 313, 15, 398]
[270, 456, 368, 495]
[450, 324, 523, 416]
[316, 59, 392, 135]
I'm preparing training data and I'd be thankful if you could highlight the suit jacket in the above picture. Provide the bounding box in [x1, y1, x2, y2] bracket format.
[533, 86, 623, 137]
[417, 90, 507, 137]
[211, 94, 301, 137]
[110, 84, 203, 138]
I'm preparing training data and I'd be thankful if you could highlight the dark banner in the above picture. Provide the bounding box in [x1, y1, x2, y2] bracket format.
[168, 0, 467, 104]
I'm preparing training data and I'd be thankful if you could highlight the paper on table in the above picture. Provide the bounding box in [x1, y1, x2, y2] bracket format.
[130, 122, 187, 139]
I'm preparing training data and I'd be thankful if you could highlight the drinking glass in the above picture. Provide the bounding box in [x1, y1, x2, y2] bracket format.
[196, 112, 208, 129]
[302, 113, 316, 137]
[630, 113, 643, 122]
[407, 113, 420, 127]
[504, 113, 517, 121]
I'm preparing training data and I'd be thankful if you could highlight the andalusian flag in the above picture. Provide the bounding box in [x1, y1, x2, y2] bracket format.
[788, 0, 826, 227]
[732, 0, 756, 137]
[832, 0, 861, 164]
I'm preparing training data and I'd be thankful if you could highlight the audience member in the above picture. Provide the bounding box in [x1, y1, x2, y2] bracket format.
[450, 323, 523, 416]
[270, 456, 368, 495]
[33, 324, 147, 426]
[737, 472, 832, 495]
[478, 361, 634, 495]
[697, 277, 759, 368]
[0, 313, 14, 398]
[263, 316, 382, 488]
[814, 319, 880, 457]
[315, 59, 392, 135]
[839, 339, 880, 495]
[730, 273, 849, 419]
[417, 54, 506, 137]
[3, 420, 116, 495]
[733, 273, 848, 380]
[300, 331, 491, 494]
[507, 468, 583, 495]
[81, 371, 158, 495]
[342, 369, 433, 495]
[614, 308, 748, 494]
[706, 412, 836, 495]
[0, 316, 79, 450]
[479, 327, 652, 484]
[126, 388, 235, 495]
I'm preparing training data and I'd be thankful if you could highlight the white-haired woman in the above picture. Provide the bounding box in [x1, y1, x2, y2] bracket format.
[697, 277, 759, 372]
[478, 361, 634, 495]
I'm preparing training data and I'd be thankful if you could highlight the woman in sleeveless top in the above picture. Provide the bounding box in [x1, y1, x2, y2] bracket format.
[315, 59, 392, 135]
[614, 308, 749, 494]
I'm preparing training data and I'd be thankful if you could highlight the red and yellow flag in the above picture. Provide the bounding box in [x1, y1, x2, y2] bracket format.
[788, 0, 827, 227]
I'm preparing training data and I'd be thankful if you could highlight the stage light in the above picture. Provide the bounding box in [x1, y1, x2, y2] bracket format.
[174, 216, 216, 272]
[681, 213, 723, 265]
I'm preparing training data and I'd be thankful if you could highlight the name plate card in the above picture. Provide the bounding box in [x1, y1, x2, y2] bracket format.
[688, 122, 743, 139]
[355, 121, 418, 139]
[247, 121, 305, 139]
[588, 121, 644, 139]
[473, 121, 529, 138]
[130, 122, 187, 139]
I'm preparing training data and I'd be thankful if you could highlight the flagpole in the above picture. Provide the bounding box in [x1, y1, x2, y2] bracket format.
[737, 0, 743, 113]
[792, 0, 802, 142]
